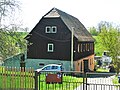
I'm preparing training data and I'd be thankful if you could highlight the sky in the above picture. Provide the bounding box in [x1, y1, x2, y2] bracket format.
[19, 0, 120, 31]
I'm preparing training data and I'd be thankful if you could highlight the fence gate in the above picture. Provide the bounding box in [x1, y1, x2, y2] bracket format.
[86, 72, 120, 90]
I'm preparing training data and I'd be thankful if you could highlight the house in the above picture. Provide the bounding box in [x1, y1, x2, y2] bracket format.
[102, 51, 112, 66]
[94, 51, 112, 69]
[25, 8, 95, 71]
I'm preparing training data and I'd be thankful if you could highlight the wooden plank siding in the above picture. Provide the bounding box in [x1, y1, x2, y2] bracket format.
[27, 18, 71, 60]
[74, 54, 95, 72]
[74, 41, 94, 61]
[27, 17, 94, 61]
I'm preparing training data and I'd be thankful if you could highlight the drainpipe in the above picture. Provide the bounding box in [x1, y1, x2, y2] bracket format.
[71, 27, 74, 71]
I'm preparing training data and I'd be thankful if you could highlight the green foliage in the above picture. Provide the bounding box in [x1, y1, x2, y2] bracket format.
[0, 0, 22, 61]
[0, 27, 28, 60]
[93, 36, 104, 56]
[92, 21, 120, 74]
[97, 21, 120, 73]
[112, 76, 120, 85]
[89, 27, 99, 36]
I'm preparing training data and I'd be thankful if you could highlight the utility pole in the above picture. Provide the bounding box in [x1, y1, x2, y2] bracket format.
[71, 27, 74, 71]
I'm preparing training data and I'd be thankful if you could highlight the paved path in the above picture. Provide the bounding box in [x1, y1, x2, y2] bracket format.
[75, 75, 119, 90]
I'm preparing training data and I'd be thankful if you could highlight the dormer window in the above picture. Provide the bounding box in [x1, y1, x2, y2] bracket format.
[46, 26, 51, 33]
[52, 26, 57, 33]
[45, 26, 57, 33]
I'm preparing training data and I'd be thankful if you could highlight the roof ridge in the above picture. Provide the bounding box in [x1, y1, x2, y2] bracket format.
[44, 8, 60, 18]
[55, 8, 78, 19]
[43, 8, 94, 42]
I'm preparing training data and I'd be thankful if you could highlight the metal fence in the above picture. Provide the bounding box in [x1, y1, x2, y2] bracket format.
[35, 71, 120, 90]
[86, 72, 120, 90]
[0, 66, 34, 90]
[34, 71, 85, 90]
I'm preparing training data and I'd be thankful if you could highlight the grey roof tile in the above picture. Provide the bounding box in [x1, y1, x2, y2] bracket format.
[44, 8, 95, 42]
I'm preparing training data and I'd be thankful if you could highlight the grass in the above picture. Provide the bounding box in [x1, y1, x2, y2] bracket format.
[96, 67, 109, 72]
[38, 73, 83, 90]
[112, 76, 120, 85]
[0, 73, 83, 90]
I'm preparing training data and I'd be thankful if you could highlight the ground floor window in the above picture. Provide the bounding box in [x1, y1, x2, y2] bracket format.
[47, 43, 54, 52]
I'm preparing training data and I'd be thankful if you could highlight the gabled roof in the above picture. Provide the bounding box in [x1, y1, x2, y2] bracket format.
[44, 8, 94, 42]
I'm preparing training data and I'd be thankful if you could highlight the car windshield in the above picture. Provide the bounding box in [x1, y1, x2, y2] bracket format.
[41, 65, 61, 71]
[42, 66, 51, 70]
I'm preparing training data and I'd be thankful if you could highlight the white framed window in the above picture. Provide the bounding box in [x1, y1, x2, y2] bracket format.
[78, 44, 80, 52]
[45, 26, 51, 33]
[83, 44, 85, 52]
[51, 26, 57, 33]
[81, 44, 82, 52]
[45, 26, 57, 33]
[88, 43, 90, 51]
[47, 43, 54, 52]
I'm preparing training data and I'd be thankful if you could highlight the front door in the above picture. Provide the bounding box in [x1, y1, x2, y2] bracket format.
[84, 59, 89, 72]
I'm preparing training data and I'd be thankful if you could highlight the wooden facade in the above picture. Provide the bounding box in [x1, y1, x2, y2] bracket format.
[27, 18, 71, 60]
[25, 8, 95, 71]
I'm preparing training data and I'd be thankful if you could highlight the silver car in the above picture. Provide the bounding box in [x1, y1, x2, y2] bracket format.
[36, 64, 62, 72]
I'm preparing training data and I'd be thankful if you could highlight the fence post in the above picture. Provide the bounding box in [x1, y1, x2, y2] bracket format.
[83, 72, 87, 90]
[34, 70, 38, 90]
[85, 73, 87, 90]
[83, 73, 85, 90]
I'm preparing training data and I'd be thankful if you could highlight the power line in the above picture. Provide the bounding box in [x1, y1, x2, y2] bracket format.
[33, 31, 70, 42]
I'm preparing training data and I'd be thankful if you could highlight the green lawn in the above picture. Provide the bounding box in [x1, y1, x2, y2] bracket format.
[112, 76, 120, 85]
[96, 67, 109, 72]
[38, 74, 83, 90]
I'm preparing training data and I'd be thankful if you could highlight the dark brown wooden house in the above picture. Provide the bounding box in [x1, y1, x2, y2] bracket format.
[25, 8, 95, 71]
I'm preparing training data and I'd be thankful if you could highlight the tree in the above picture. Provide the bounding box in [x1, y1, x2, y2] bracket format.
[98, 21, 120, 73]
[0, 26, 28, 60]
[89, 27, 99, 36]
[98, 21, 111, 33]
[0, 0, 19, 26]
[0, 0, 27, 61]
